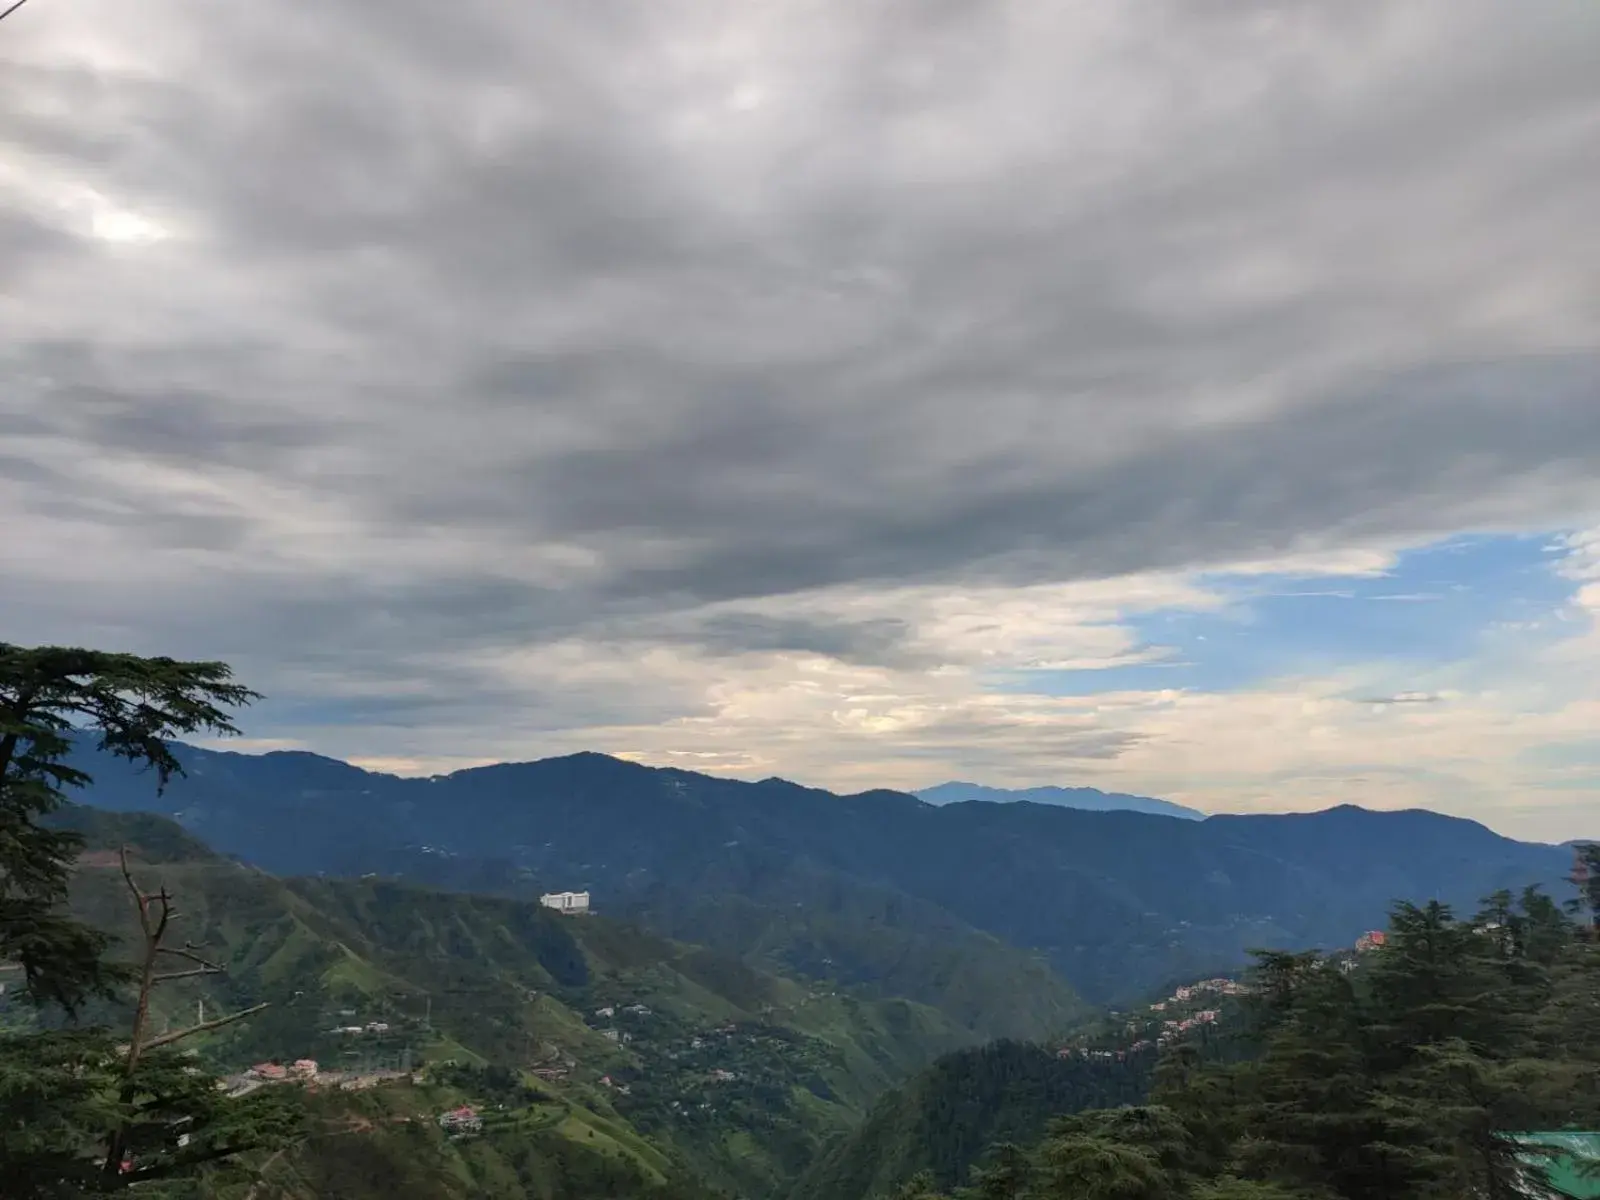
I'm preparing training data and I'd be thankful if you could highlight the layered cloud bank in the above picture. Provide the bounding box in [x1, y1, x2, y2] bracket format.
[3, 2, 1599, 839]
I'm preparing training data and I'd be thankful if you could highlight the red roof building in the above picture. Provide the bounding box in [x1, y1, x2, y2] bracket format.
[438, 1105, 482, 1132]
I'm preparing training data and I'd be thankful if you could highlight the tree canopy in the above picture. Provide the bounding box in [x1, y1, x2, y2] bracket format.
[0, 643, 283, 1194]
[882, 879, 1600, 1200]
[0, 643, 258, 1010]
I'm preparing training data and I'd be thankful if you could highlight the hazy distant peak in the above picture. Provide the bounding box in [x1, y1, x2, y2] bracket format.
[916, 781, 1205, 820]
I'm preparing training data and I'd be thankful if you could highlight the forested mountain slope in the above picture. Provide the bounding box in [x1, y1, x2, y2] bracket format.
[792, 1040, 1155, 1200]
[864, 882, 1600, 1200]
[45, 807, 978, 1198]
[69, 742, 1572, 1003]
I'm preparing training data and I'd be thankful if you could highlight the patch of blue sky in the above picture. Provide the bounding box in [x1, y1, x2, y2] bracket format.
[993, 530, 1584, 698]
[1516, 740, 1600, 771]
[250, 693, 430, 727]
[1520, 776, 1600, 794]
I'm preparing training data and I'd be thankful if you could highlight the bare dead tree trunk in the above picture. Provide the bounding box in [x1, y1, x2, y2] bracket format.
[100, 845, 269, 1182]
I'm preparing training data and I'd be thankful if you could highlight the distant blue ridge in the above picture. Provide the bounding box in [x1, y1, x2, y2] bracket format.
[916, 781, 1205, 820]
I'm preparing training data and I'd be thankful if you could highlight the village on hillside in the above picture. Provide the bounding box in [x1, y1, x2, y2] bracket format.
[215, 960, 854, 1149]
[1057, 930, 1390, 1063]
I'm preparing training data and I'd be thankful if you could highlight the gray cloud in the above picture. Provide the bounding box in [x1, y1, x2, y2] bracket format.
[648, 613, 923, 667]
[498, 353, 1600, 606]
[0, 208, 82, 279]
[1, 0, 1599, 770]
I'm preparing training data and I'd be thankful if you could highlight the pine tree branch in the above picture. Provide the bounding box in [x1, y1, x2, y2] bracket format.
[140, 1002, 270, 1052]
[123, 1137, 275, 1184]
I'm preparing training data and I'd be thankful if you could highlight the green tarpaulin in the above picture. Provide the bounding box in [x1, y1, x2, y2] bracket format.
[1511, 1132, 1600, 1199]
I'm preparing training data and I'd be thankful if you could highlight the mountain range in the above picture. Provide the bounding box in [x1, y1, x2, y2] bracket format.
[66, 739, 1577, 1008]
[36, 741, 1594, 1198]
[915, 781, 1205, 819]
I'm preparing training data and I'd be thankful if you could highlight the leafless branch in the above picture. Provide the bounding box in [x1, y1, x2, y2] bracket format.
[101, 849, 265, 1180]
[0, 0, 35, 27]
[156, 944, 225, 973]
[141, 1002, 271, 1053]
[153, 890, 174, 943]
[119, 845, 152, 939]
[153, 966, 224, 983]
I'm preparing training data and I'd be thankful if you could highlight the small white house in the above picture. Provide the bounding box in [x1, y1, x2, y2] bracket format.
[539, 891, 591, 915]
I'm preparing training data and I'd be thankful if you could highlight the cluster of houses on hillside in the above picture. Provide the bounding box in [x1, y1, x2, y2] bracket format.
[1060, 932, 1402, 1063]
[1060, 974, 1250, 1061]
[225, 1058, 415, 1097]
[591, 1000, 656, 1046]
[1172, 977, 1251, 1001]
[594, 1003, 652, 1019]
[247, 1058, 320, 1082]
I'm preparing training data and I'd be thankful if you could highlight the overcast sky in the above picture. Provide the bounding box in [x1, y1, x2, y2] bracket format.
[4, 1, 1599, 840]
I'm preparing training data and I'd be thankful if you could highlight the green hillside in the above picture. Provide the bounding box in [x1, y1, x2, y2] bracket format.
[50, 806, 976, 1197]
[621, 866, 1088, 1043]
[178, 1081, 714, 1200]
[791, 1040, 1156, 1200]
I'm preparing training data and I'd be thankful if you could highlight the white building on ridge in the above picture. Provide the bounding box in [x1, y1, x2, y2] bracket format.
[540, 890, 591, 915]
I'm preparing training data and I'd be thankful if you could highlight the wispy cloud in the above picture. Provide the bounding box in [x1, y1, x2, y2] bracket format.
[1353, 692, 1445, 705]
